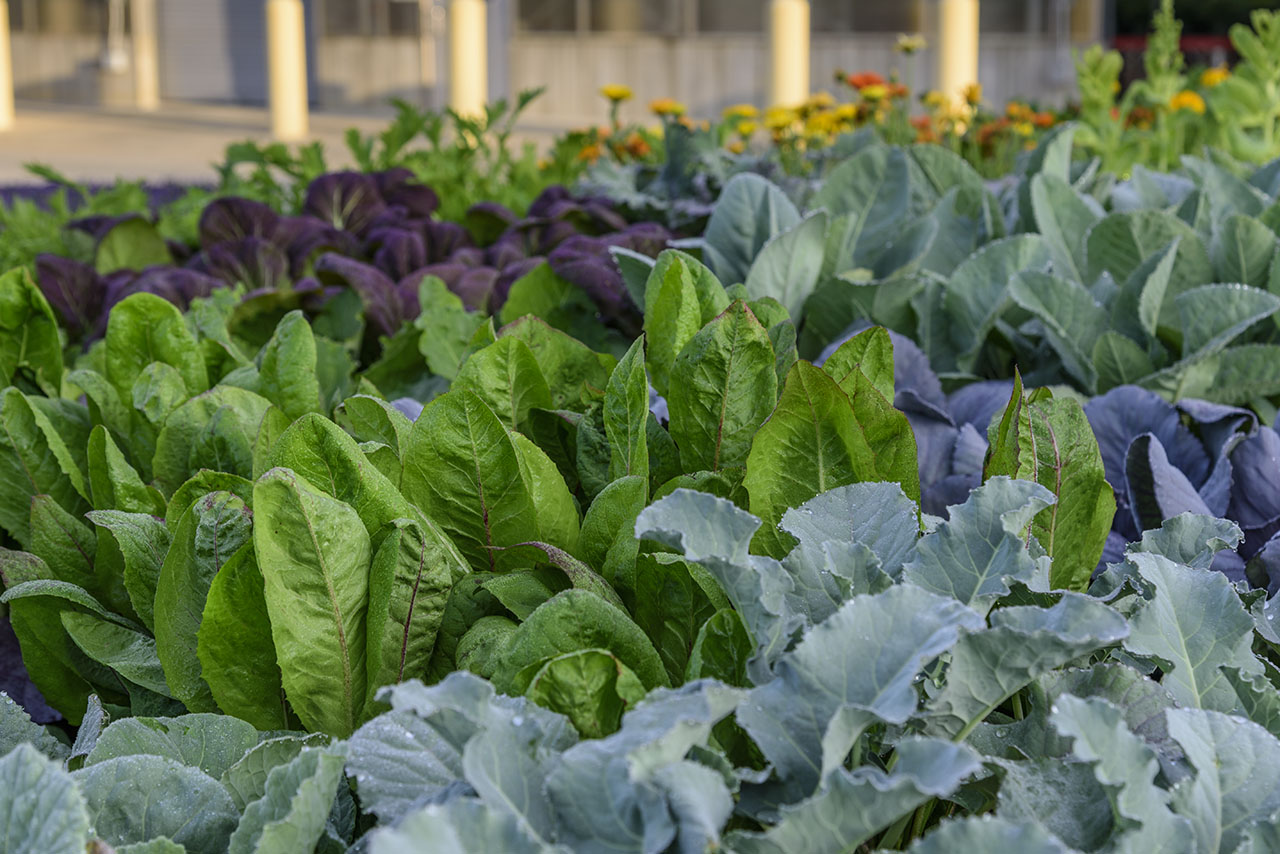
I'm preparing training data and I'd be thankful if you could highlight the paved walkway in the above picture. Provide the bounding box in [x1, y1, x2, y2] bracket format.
[0, 101, 499, 185]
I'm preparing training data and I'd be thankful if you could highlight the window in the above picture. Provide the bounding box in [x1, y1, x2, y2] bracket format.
[517, 0, 578, 31]
[697, 0, 764, 33]
[322, 0, 422, 37]
[811, 1, 918, 32]
[980, 0, 1034, 34]
[589, 0, 668, 32]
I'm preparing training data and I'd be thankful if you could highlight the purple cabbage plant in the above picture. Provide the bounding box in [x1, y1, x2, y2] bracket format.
[34, 171, 671, 349]
[821, 328, 1280, 586]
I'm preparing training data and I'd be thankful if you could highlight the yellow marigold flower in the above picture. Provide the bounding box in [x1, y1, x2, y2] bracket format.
[650, 98, 687, 117]
[807, 91, 836, 110]
[1169, 89, 1206, 114]
[723, 103, 759, 120]
[895, 33, 927, 55]
[727, 139, 746, 154]
[922, 89, 948, 109]
[737, 120, 759, 136]
[963, 83, 982, 106]
[806, 111, 837, 135]
[860, 84, 888, 102]
[1014, 120, 1034, 137]
[834, 103, 859, 121]
[1201, 65, 1230, 88]
[600, 84, 633, 103]
[765, 106, 798, 130]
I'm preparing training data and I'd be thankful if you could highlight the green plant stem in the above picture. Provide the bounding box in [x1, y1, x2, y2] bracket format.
[878, 811, 914, 850]
[909, 800, 937, 844]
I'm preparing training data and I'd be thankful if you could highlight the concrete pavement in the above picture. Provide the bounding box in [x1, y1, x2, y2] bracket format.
[0, 100, 409, 184]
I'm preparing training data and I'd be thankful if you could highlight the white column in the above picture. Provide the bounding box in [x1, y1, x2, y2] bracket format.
[449, 0, 487, 117]
[0, 0, 12, 131]
[266, 0, 309, 141]
[768, 0, 810, 107]
[132, 0, 160, 110]
[1070, 0, 1103, 43]
[937, 0, 979, 102]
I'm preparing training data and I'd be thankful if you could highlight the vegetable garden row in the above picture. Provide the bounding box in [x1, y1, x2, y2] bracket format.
[4, 7, 1280, 853]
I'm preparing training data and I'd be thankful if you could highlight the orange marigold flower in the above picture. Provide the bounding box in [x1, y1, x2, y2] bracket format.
[623, 132, 650, 158]
[887, 83, 909, 99]
[1032, 111, 1055, 128]
[1125, 105, 1155, 128]
[578, 143, 603, 163]
[727, 139, 746, 154]
[976, 117, 1010, 146]
[846, 71, 887, 91]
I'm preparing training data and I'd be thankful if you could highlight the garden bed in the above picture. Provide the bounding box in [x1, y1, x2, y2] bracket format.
[2, 4, 1280, 852]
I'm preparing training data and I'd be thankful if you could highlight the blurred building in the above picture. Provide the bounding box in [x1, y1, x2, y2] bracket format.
[7, 0, 1106, 124]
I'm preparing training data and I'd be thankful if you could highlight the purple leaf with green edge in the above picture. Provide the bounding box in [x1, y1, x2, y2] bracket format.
[405, 262, 470, 299]
[132, 267, 220, 312]
[303, 171, 388, 236]
[466, 201, 521, 246]
[449, 246, 487, 268]
[315, 253, 409, 338]
[274, 215, 360, 276]
[197, 196, 280, 248]
[192, 237, 289, 291]
[533, 220, 583, 256]
[549, 235, 640, 335]
[486, 234, 530, 270]
[498, 541, 626, 612]
[35, 254, 103, 339]
[368, 227, 428, 282]
[452, 268, 501, 313]
[527, 185, 575, 218]
[375, 167, 440, 219]
[424, 220, 475, 262]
